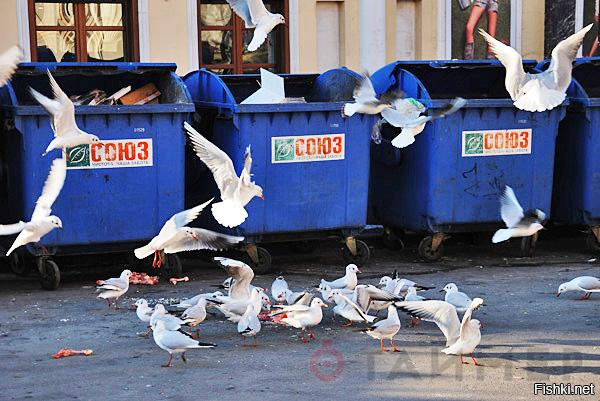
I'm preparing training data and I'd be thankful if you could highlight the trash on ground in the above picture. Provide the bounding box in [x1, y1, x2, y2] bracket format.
[169, 276, 189, 285]
[129, 272, 159, 285]
[52, 348, 93, 359]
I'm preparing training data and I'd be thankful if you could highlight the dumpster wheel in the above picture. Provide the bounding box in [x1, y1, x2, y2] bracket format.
[382, 228, 405, 250]
[418, 236, 445, 262]
[247, 246, 272, 275]
[342, 239, 371, 266]
[9, 250, 31, 277]
[520, 233, 538, 257]
[38, 258, 60, 291]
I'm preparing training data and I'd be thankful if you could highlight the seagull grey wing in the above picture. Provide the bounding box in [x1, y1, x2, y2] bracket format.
[576, 276, 600, 291]
[269, 304, 310, 316]
[100, 276, 128, 290]
[428, 97, 467, 121]
[159, 198, 214, 238]
[355, 286, 372, 312]
[499, 185, 524, 228]
[353, 73, 378, 103]
[31, 158, 67, 221]
[226, 0, 255, 27]
[459, 298, 483, 342]
[46, 71, 78, 138]
[184, 122, 239, 195]
[247, 0, 271, 25]
[479, 29, 526, 101]
[396, 300, 460, 346]
[550, 24, 593, 92]
[158, 330, 200, 349]
[0, 46, 22, 87]
[446, 291, 472, 309]
[213, 257, 254, 298]
[0, 221, 26, 235]
[339, 293, 372, 322]
[164, 228, 244, 253]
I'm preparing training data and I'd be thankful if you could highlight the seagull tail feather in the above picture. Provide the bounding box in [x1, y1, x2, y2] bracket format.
[134, 245, 155, 260]
[492, 229, 513, 244]
[342, 103, 360, 118]
[514, 81, 566, 112]
[211, 201, 248, 228]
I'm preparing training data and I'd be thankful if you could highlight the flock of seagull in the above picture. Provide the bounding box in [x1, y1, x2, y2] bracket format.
[94, 259, 600, 368]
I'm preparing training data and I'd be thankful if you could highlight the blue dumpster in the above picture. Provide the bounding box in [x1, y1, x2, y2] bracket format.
[369, 60, 566, 261]
[540, 58, 600, 252]
[183, 68, 373, 272]
[0, 62, 194, 288]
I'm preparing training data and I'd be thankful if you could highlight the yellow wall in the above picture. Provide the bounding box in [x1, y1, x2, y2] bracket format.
[147, 0, 191, 73]
[521, 0, 545, 60]
[0, 1, 20, 54]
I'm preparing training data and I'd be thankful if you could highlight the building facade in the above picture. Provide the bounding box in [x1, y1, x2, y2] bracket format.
[0, 0, 597, 75]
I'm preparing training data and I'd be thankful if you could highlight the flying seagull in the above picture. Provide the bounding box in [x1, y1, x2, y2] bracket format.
[226, 0, 285, 52]
[184, 122, 264, 228]
[492, 186, 545, 244]
[480, 24, 593, 112]
[0, 46, 22, 87]
[0, 158, 66, 256]
[30, 70, 100, 156]
[342, 73, 402, 117]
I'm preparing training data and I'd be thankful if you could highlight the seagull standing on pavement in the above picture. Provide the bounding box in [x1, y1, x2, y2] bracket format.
[134, 198, 244, 268]
[225, 0, 285, 52]
[184, 122, 264, 228]
[440, 283, 473, 313]
[152, 320, 216, 368]
[441, 299, 484, 366]
[480, 24, 593, 112]
[0, 158, 66, 256]
[96, 269, 132, 308]
[320, 264, 361, 291]
[134, 299, 154, 337]
[362, 305, 401, 352]
[492, 185, 545, 244]
[271, 276, 289, 303]
[30, 70, 100, 156]
[557, 276, 600, 300]
[328, 289, 376, 326]
[237, 304, 261, 347]
[270, 297, 328, 343]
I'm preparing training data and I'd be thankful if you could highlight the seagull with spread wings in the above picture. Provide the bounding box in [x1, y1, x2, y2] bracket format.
[30, 70, 100, 157]
[0, 158, 66, 256]
[342, 73, 401, 117]
[184, 122, 263, 228]
[134, 198, 244, 268]
[492, 185, 545, 244]
[480, 24, 593, 112]
[226, 0, 285, 52]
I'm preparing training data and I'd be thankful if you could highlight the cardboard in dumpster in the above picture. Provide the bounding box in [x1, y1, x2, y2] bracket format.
[120, 83, 161, 105]
[241, 68, 285, 104]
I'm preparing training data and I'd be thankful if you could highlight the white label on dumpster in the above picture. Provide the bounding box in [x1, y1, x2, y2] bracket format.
[271, 134, 345, 163]
[66, 139, 153, 169]
[462, 129, 532, 157]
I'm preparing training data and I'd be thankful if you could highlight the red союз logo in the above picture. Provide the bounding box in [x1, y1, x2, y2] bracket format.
[309, 340, 344, 382]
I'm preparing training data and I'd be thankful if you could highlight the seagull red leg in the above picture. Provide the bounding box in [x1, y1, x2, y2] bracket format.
[461, 355, 469, 365]
[253, 336, 257, 347]
[380, 339, 389, 352]
[309, 330, 316, 340]
[162, 354, 173, 368]
[181, 352, 187, 363]
[470, 354, 480, 366]
[391, 338, 400, 352]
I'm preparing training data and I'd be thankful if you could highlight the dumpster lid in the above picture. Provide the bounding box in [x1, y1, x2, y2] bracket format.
[183, 67, 361, 113]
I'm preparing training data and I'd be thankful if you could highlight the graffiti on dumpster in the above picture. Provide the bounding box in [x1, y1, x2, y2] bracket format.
[66, 139, 153, 169]
[462, 129, 532, 157]
[271, 134, 345, 163]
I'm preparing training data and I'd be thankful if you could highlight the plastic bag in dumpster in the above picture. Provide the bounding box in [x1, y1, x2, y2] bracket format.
[241, 68, 306, 104]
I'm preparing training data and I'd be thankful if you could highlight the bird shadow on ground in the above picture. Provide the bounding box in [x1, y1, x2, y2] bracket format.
[477, 351, 600, 363]
[521, 365, 600, 375]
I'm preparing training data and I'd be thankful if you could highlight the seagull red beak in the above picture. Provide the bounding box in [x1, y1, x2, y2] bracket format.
[260, 194, 265, 200]
[357, 268, 362, 274]
[191, 233, 199, 241]
[556, 292, 561, 297]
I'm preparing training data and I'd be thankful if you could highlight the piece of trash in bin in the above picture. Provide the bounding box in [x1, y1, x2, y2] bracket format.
[281, 97, 306, 103]
[129, 272, 159, 285]
[169, 276, 189, 285]
[120, 83, 161, 105]
[107, 86, 131, 103]
[71, 89, 106, 106]
[52, 348, 93, 359]
[241, 68, 285, 104]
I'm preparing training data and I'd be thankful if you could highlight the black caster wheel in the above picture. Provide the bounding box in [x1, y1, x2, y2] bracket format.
[9, 251, 31, 277]
[250, 247, 272, 274]
[586, 233, 600, 253]
[418, 236, 444, 262]
[289, 241, 315, 254]
[38, 259, 60, 290]
[342, 239, 371, 265]
[382, 228, 405, 250]
[520, 235, 537, 257]
[161, 253, 183, 278]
